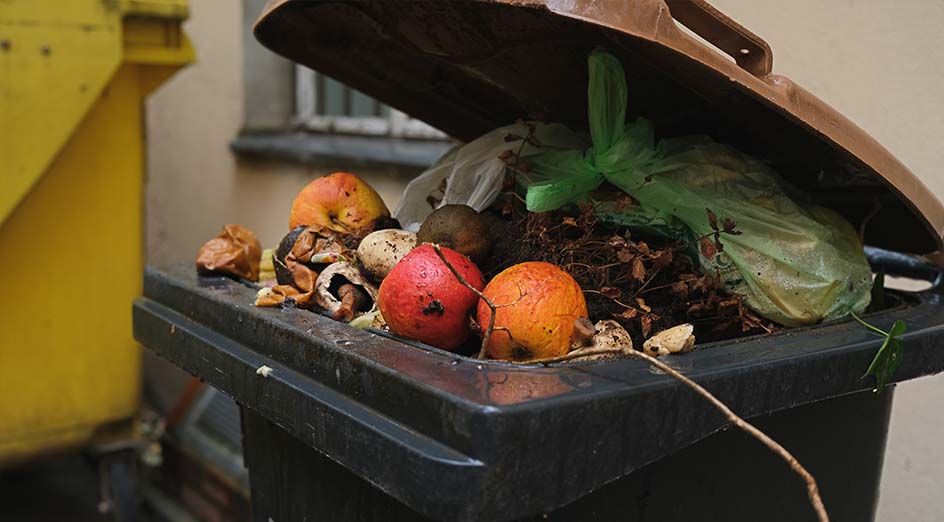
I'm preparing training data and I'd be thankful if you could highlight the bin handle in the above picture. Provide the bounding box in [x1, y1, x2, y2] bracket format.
[665, 0, 773, 78]
[864, 246, 944, 292]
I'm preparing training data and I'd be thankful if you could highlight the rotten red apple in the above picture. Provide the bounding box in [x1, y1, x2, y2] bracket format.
[377, 245, 484, 351]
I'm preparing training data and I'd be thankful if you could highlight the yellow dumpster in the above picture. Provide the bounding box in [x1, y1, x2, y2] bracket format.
[0, 0, 193, 466]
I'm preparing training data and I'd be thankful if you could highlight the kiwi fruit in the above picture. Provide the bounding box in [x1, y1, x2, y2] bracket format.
[416, 205, 491, 263]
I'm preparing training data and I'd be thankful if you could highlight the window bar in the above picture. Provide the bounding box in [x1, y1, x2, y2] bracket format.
[316, 73, 326, 116]
[342, 85, 352, 117]
[294, 65, 317, 121]
[389, 109, 408, 138]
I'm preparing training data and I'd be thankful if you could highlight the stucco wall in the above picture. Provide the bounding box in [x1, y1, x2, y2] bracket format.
[144, 1, 420, 264]
[145, 1, 944, 519]
[708, 3, 944, 519]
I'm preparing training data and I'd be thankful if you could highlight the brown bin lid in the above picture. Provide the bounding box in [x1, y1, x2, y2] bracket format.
[255, 0, 944, 254]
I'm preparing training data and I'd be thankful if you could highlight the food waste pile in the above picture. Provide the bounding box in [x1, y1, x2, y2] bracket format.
[196, 171, 774, 363]
[195, 50, 874, 363]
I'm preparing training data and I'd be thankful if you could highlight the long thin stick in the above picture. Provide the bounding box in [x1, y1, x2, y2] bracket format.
[429, 243, 829, 522]
[430, 244, 497, 359]
[529, 346, 829, 522]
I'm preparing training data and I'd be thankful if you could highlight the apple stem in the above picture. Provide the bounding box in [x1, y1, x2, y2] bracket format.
[526, 345, 829, 522]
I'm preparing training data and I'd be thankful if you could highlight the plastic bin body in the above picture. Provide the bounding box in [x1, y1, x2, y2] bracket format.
[240, 391, 892, 521]
[0, 0, 193, 466]
[134, 265, 944, 522]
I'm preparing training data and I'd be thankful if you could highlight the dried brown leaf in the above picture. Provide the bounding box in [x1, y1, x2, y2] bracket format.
[636, 297, 652, 313]
[699, 237, 718, 258]
[617, 248, 634, 263]
[608, 235, 628, 249]
[687, 302, 708, 315]
[632, 257, 646, 282]
[670, 281, 689, 299]
[601, 286, 622, 299]
[651, 250, 674, 269]
[641, 314, 653, 337]
[706, 208, 719, 231]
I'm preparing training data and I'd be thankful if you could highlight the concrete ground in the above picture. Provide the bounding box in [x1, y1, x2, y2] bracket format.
[0, 455, 114, 522]
[0, 454, 176, 522]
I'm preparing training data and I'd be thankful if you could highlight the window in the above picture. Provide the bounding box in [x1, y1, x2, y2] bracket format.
[236, 0, 451, 167]
[294, 65, 446, 140]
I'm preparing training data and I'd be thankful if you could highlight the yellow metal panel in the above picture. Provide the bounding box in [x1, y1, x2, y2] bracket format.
[0, 0, 194, 227]
[0, 64, 146, 465]
[0, 1, 124, 226]
[119, 0, 190, 20]
[123, 15, 195, 67]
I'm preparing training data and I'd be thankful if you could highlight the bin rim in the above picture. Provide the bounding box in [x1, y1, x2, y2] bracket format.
[135, 264, 944, 521]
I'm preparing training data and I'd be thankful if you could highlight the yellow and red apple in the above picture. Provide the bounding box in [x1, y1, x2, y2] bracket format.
[477, 262, 588, 361]
[289, 172, 390, 236]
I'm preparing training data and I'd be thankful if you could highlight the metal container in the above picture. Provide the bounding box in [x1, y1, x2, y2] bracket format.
[0, 0, 193, 467]
[134, 1, 944, 520]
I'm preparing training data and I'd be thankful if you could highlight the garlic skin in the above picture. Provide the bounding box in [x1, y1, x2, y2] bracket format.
[314, 262, 379, 321]
[355, 229, 417, 283]
[643, 323, 696, 356]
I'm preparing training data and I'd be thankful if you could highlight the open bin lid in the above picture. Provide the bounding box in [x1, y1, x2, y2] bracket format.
[255, 0, 943, 254]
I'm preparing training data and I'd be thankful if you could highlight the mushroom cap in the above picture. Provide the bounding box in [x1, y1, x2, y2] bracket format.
[314, 262, 379, 319]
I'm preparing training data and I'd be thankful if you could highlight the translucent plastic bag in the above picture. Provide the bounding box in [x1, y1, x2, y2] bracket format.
[523, 50, 872, 325]
[393, 123, 588, 231]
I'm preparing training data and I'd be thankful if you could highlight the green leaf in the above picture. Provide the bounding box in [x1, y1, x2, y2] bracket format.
[856, 316, 906, 393]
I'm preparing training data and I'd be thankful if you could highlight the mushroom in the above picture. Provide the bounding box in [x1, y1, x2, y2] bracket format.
[314, 262, 379, 322]
[643, 323, 696, 356]
[355, 229, 417, 283]
[274, 225, 352, 286]
[568, 319, 633, 361]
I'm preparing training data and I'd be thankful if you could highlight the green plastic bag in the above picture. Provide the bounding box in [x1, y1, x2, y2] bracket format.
[524, 50, 872, 326]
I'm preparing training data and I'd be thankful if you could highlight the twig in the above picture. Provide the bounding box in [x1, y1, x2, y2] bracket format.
[431, 243, 521, 360]
[527, 345, 829, 522]
[858, 198, 882, 245]
[582, 289, 639, 312]
[631, 264, 665, 299]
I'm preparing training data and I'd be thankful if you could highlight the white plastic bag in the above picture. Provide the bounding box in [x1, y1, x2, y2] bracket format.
[393, 122, 588, 231]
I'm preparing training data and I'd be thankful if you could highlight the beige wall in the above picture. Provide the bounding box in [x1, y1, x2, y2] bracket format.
[709, 3, 944, 520]
[145, 1, 944, 519]
[144, 1, 418, 265]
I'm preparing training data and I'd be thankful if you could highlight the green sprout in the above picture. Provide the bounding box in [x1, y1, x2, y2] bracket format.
[851, 312, 905, 393]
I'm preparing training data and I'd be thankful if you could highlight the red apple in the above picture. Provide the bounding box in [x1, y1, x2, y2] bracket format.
[289, 172, 390, 236]
[377, 245, 484, 351]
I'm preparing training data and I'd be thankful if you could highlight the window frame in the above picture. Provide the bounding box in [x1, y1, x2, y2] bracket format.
[293, 65, 447, 140]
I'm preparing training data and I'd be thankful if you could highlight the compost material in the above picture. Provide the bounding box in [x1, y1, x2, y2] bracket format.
[482, 195, 777, 349]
